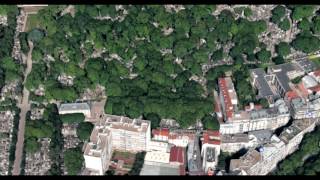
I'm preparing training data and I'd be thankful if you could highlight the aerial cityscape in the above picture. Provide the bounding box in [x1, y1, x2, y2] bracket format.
[1, 4, 320, 176]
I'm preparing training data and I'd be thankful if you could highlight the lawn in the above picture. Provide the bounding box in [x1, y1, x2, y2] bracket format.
[25, 14, 40, 32]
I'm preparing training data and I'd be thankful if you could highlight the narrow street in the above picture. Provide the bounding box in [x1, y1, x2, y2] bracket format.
[12, 40, 33, 175]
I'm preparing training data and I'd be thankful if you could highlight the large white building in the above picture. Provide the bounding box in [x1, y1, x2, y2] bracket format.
[59, 102, 91, 118]
[201, 131, 221, 173]
[219, 99, 290, 134]
[83, 126, 112, 175]
[83, 114, 151, 175]
[101, 114, 151, 152]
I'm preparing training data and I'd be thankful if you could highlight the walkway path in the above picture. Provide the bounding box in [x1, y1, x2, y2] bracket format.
[12, 40, 33, 175]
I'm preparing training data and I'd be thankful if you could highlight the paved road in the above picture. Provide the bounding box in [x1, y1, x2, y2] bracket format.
[12, 40, 33, 175]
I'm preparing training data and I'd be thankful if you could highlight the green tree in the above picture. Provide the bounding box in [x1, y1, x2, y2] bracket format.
[64, 147, 84, 175]
[60, 113, 85, 124]
[312, 16, 320, 35]
[77, 122, 94, 141]
[298, 18, 311, 31]
[271, 6, 286, 24]
[291, 5, 315, 21]
[202, 114, 219, 130]
[273, 56, 285, 65]
[256, 49, 271, 63]
[244, 7, 252, 17]
[257, 98, 269, 108]
[145, 113, 161, 129]
[278, 18, 291, 31]
[276, 42, 291, 57]
[292, 33, 320, 54]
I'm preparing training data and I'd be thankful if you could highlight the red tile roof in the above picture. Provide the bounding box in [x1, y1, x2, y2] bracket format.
[218, 78, 234, 120]
[203, 130, 221, 145]
[169, 146, 185, 164]
[285, 90, 299, 101]
[313, 69, 320, 77]
[152, 128, 169, 137]
[298, 83, 310, 98]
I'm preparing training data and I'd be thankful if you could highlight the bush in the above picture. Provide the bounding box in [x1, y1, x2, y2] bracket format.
[60, 113, 85, 124]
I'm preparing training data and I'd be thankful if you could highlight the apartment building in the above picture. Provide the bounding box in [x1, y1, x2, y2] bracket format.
[229, 118, 318, 175]
[219, 99, 290, 134]
[250, 61, 309, 103]
[279, 118, 317, 155]
[229, 135, 286, 175]
[218, 77, 238, 122]
[201, 130, 221, 173]
[102, 114, 151, 152]
[83, 126, 112, 175]
[290, 95, 320, 119]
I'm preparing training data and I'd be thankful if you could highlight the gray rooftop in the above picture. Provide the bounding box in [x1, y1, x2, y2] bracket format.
[271, 63, 300, 92]
[250, 68, 275, 98]
[248, 130, 273, 143]
[140, 162, 180, 175]
[275, 64, 295, 91]
[59, 102, 90, 112]
[295, 59, 317, 73]
[221, 134, 249, 143]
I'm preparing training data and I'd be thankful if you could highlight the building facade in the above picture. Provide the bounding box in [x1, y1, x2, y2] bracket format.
[102, 114, 151, 152]
[219, 99, 290, 134]
[229, 118, 318, 175]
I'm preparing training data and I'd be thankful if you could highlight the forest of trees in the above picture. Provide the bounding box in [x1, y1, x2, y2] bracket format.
[19, 5, 320, 129]
[0, 6, 19, 91]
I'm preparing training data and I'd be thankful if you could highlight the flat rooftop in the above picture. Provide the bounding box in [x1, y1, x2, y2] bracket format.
[59, 102, 90, 112]
[221, 133, 249, 143]
[103, 114, 150, 133]
[140, 162, 180, 175]
[279, 119, 314, 144]
[295, 59, 317, 73]
[229, 149, 261, 172]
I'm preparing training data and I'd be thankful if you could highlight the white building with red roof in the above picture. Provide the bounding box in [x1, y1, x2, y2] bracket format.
[152, 128, 169, 142]
[201, 130, 221, 173]
[218, 77, 238, 122]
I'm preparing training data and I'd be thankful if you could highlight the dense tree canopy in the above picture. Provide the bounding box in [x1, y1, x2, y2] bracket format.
[76, 122, 94, 141]
[291, 5, 315, 21]
[292, 33, 320, 54]
[64, 147, 84, 175]
[276, 42, 291, 57]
